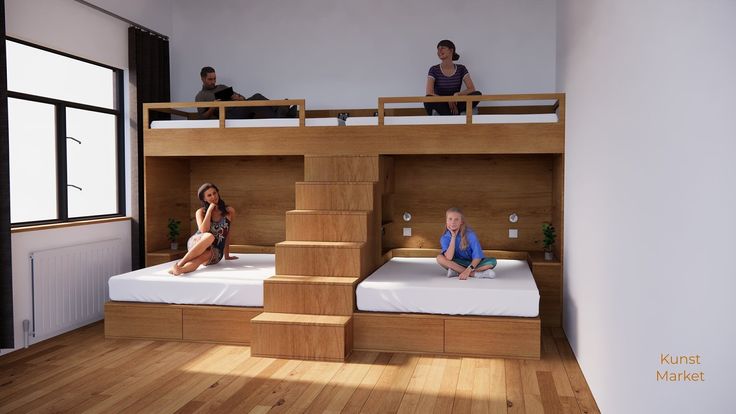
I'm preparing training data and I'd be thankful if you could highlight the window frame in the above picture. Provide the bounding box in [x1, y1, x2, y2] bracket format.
[7, 37, 125, 227]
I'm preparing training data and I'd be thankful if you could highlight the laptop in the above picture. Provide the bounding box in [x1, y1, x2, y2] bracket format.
[214, 86, 234, 101]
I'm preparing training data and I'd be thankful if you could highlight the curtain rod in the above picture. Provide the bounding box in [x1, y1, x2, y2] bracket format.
[73, 0, 169, 40]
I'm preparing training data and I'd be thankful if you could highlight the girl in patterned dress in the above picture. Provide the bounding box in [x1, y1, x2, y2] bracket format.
[169, 183, 236, 276]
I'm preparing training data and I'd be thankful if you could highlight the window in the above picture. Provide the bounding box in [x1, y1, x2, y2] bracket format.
[7, 38, 124, 226]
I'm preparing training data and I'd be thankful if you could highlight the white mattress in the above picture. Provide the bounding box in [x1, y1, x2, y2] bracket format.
[108, 253, 274, 307]
[356, 258, 539, 317]
[150, 118, 344, 128]
[151, 119, 219, 129]
[473, 113, 558, 123]
[345, 115, 467, 126]
[345, 113, 558, 126]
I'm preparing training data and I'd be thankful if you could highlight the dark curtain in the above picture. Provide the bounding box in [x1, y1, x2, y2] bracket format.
[1, 0, 15, 348]
[129, 27, 170, 269]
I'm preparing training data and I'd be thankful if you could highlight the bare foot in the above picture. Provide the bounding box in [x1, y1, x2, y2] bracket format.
[168, 262, 184, 276]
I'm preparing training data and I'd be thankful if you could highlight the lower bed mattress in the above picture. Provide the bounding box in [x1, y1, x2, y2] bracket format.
[108, 253, 274, 307]
[356, 257, 539, 317]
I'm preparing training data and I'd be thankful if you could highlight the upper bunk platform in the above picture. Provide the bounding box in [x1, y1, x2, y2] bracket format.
[143, 93, 565, 157]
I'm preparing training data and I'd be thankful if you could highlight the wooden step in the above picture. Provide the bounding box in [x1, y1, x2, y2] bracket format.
[285, 210, 371, 242]
[264, 276, 358, 316]
[276, 241, 368, 277]
[304, 155, 380, 182]
[251, 312, 352, 361]
[295, 182, 377, 211]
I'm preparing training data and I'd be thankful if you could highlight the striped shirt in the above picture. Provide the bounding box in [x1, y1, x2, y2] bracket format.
[428, 64, 469, 96]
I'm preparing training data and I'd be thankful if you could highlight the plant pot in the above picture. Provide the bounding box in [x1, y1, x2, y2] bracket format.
[170, 242, 178, 251]
[544, 251, 554, 261]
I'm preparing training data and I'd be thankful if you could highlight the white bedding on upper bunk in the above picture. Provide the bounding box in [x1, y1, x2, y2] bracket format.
[345, 115, 466, 126]
[356, 257, 539, 317]
[473, 113, 558, 123]
[151, 119, 219, 128]
[108, 253, 274, 307]
[150, 118, 344, 128]
[344, 113, 558, 126]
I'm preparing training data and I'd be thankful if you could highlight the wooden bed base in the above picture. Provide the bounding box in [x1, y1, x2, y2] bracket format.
[358, 249, 543, 359]
[104, 301, 539, 359]
[353, 312, 540, 359]
[104, 301, 262, 345]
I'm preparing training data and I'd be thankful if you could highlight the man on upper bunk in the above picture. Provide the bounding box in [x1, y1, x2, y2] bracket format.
[195, 66, 297, 120]
[424, 40, 482, 116]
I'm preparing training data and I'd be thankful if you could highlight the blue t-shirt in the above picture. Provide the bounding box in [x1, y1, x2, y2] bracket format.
[440, 228, 484, 261]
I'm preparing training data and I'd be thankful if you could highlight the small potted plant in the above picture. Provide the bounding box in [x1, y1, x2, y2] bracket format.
[542, 223, 557, 260]
[167, 218, 181, 250]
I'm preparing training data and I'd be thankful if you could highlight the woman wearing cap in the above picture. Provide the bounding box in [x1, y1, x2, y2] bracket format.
[424, 39, 482, 116]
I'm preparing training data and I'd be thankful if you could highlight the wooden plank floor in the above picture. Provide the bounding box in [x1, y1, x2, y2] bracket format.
[0, 323, 599, 414]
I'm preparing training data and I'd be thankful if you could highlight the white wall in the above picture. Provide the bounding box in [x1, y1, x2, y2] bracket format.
[6, 0, 130, 69]
[557, 1, 736, 412]
[86, 0, 174, 37]
[3, 0, 136, 354]
[170, 0, 556, 108]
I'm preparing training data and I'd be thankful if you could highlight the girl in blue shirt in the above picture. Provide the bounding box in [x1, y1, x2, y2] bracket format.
[437, 207, 497, 280]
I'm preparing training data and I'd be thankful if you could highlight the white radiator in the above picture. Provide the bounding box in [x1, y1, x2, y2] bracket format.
[30, 239, 125, 343]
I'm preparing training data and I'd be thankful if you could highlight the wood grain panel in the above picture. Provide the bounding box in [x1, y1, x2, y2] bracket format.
[104, 302, 264, 344]
[229, 244, 276, 253]
[275, 241, 366, 277]
[144, 123, 565, 157]
[380, 156, 395, 228]
[529, 255, 563, 328]
[182, 306, 260, 344]
[251, 313, 352, 361]
[295, 182, 376, 211]
[145, 249, 186, 266]
[384, 155, 554, 252]
[144, 157, 190, 257]
[104, 302, 182, 340]
[188, 156, 304, 246]
[353, 314, 444, 353]
[444, 317, 540, 359]
[304, 155, 380, 182]
[552, 154, 565, 260]
[264, 276, 358, 315]
[285, 210, 370, 242]
[379, 155, 395, 195]
[301, 157, 383, 272]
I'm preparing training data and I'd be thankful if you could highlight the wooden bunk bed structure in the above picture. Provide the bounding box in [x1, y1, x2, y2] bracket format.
[105, 93, 565, 361]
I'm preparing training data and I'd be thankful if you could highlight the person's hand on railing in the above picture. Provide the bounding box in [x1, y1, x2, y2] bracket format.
[450, 92, 460, 115]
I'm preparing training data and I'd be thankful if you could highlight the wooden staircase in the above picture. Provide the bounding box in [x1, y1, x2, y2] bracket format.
[251, 155, 387, 361]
